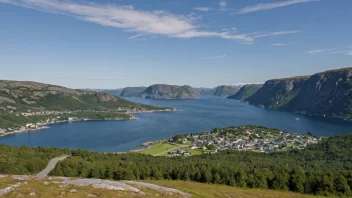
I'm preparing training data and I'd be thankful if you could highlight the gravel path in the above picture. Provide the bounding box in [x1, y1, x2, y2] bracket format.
[35, 155, 70, 179]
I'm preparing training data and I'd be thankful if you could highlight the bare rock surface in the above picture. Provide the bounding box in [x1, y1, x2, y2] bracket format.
[0, 182, 21, 196]
[125, 181, 192, 197]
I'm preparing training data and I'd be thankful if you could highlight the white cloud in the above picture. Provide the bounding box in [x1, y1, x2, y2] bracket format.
[235, 0, 319, 14]
[305, 48, 337, 54]
[0, 0, 301, 43]
[219, 1, 227, 8]
[272, 43, 287, 46]
[200, 55, 227, 60]
[194, 7, 211, 12]
[347, 52, 352, 56]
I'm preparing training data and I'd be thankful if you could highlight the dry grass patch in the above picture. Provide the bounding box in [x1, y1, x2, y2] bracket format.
[147, 180, 328, 198]
[0, 176, 16, 189]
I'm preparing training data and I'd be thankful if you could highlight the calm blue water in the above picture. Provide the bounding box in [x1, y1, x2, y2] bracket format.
[1, 96, 352, 152]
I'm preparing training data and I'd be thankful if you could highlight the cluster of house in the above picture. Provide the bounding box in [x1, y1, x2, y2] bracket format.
[184, 128, 320, 153]
[20, 110, 83, 117]
[0, 116, 68, 135]
[168, 149, 191, 157]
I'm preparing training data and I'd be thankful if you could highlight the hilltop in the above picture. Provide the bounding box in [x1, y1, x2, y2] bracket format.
[139, 84, 201, 99]
[0, 80, 170, 132]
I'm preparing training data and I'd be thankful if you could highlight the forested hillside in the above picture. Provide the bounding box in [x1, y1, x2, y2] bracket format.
[50, 134, 352, 196]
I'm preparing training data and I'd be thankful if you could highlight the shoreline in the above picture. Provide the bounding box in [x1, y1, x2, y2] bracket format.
[0, 108, 176, 137]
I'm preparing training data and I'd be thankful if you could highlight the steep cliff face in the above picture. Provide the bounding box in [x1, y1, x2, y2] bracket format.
[213, 85, 241, 97]
[227, 84, 263, 100]
[245, 67, 352, 119]
[245, 77, 309, 108]
[284, 69, 352, 117]
[139, 84, 201, 99]
[120, 87, 147, 97]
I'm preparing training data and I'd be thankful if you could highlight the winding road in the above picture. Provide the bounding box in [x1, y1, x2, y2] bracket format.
[35, 155, 70, 179]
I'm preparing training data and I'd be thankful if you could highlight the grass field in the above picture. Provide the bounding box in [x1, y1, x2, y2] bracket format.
[139, 141, 216, 157]
[139, 142, 180, 156]
[0, 176, 16, 189]
[1, 178, 330, 198]
[147, 180, 328, 198]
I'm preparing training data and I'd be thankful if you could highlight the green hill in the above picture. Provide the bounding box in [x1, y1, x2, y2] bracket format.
[0, 80, 167, 129]
[139, 84, 201, 99]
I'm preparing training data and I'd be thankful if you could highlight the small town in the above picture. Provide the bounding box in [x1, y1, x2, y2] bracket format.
[0, 109, 133, 136]
[141, 126, 322, 157]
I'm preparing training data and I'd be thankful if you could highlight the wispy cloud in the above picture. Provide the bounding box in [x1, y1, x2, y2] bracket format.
[347, 52, 352, 56]
[330, 50, 352, 54]
[235, 0, 319, 14]
[253, 30, 302, 38]
[272, 43, 287, 46]
[0, 0, 301, 43]
[200, 55, 227, 60]
[194, 7, 211, 12]
[305, 48, 337, 54]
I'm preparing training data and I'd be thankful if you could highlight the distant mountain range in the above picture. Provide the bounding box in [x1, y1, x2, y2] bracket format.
[194, 87, 216, 95]
[81, 66, 352, 120]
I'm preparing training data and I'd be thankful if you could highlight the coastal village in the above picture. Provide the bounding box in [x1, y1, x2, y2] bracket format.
[0, 109, 132, 136]
[141, 126, 322, 157]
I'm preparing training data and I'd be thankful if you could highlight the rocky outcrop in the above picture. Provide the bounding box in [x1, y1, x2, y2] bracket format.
[139, 84, 200, 99]
[245, 67, 352, 119]
[213, 85, 242, 97]
[120, 87, 147, 97]
[227, 84, 263, 100]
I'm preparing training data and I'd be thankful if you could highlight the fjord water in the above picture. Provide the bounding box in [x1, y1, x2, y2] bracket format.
[1, 96, 352, 152]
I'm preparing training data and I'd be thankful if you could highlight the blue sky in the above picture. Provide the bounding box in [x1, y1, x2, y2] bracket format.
[0, 0, 351, 89]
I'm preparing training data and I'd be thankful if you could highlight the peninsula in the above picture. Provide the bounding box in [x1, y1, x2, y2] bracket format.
[0, 80, 173, 136]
